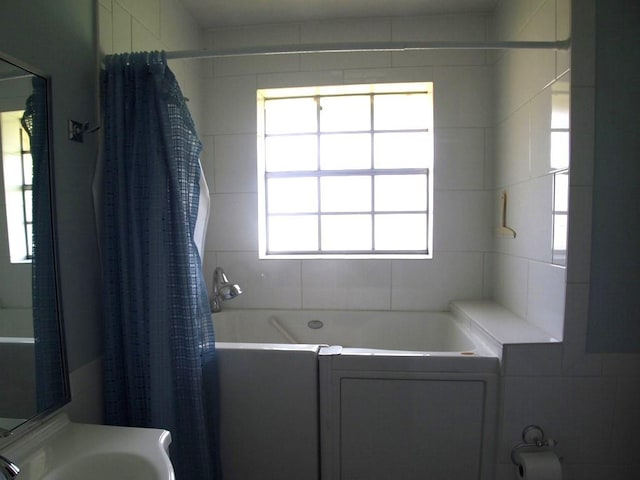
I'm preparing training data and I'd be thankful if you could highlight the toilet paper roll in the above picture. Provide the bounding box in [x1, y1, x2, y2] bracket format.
[515, 451, 562, 480]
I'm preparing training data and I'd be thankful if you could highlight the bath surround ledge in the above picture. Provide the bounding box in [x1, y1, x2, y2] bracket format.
[450, 300, 560, 359]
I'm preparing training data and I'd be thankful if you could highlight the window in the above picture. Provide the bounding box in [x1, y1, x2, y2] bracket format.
[257, 83, 434, 259]
[1, 110, 33, 263]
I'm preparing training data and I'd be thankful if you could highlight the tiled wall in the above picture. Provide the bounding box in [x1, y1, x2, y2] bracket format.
[98, 0, 205, 132]
[494, 1, 640, 479]
[201, 14, 494, 312]
[489, 0, 570, 341]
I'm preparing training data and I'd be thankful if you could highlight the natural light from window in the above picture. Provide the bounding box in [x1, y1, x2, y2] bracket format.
[257, 83, 434, 259]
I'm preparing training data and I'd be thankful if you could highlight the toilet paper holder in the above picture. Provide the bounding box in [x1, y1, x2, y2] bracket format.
[510, 425, 558, 466]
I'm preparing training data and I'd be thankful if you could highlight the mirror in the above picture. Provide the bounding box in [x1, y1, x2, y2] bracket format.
[0, 56, 68, 433]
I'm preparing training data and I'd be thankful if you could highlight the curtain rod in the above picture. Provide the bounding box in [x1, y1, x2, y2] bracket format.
[164, 38, 571, 60]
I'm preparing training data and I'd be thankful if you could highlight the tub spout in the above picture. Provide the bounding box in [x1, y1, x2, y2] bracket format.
[211, 267, 243, 312]
[0, 455, 20, 480]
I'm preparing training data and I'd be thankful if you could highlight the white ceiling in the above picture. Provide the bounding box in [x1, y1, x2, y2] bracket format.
[181, 0, 498, 29]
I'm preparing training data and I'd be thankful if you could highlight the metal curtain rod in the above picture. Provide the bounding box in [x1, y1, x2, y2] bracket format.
[165, 38, 571, 60]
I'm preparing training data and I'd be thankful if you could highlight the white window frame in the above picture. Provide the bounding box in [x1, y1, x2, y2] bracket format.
[257, 82, 434, 260]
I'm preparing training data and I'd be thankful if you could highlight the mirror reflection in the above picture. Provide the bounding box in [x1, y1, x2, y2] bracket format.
[0, 56, 68, 433]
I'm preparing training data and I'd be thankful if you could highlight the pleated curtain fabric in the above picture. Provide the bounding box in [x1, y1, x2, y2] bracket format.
[101, 51, 220, 480]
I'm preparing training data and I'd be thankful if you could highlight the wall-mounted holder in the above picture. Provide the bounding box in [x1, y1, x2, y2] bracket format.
[496, 190, 517, 238]
[68, 120, 100, 143]
[510, 425, 558, 466]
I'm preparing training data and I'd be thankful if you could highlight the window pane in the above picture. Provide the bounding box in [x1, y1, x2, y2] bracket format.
[321, 215, 372, 250]
[320, 176, 371, 212]
[374, 132, 430, 169]
[24, 190, 32, 223]
[375, 214, 427, 250]
[266, 135, 317, 172]
[265, 98, 317, 134]
[26, 224, 33, 257]
[268, 215, 318, 251]
[320, 95, 370, 132]
[22, 153, 33, 186]
[320, 133, 371, 170]
[267, 177, 317, 213]
[374, 93, 430, 130]
[375, 175, 427, 211]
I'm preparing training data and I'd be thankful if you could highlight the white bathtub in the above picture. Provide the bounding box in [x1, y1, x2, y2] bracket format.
[211, 309, 498, 480]
[214, 309, 484, 354]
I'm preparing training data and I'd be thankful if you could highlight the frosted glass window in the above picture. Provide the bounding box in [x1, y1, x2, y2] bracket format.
[374, 94, 430, 130]
[265, 98, 317, 134]
[374, 132, 430, 169]
[375, 214, 427, 251]
[320, 133, 371, 170]
[321, 215, 372, 251]
[320, 96, 370, 132]
[266, 135, 317, 172]
[320, 176, 371, 212]
[269, 215, 318, 252]
[375, 175, 427, 211]
[267, 178, 317, 213]
[258, 83, 433, 258]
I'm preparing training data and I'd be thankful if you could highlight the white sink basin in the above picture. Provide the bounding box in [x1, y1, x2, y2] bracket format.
[0, 413, 174, 480]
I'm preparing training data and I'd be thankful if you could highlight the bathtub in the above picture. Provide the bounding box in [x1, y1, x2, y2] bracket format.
[211, 309, 499, 480]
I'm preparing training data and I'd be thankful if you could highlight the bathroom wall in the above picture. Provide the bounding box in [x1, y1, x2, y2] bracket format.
[201, 14, 493, 312]
[494, 1, 640, 479]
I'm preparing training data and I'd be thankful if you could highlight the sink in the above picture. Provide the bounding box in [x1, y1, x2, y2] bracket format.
[43, 452, 162, 480]
[0, 413, 174, 480]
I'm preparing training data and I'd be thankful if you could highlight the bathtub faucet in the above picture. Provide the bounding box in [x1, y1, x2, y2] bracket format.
[0, 454, 20, 480]
[211, 267, 243, 312]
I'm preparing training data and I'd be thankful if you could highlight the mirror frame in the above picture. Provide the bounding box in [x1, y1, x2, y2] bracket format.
[0, 51, 70, 437]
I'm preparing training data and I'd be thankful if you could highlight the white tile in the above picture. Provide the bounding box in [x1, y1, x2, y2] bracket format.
[433, 189, 491, 253]
[495, 176, 554, 263]
[570, 0, 596, 87]
[132, 17, 162, 51]
[211, 24, 300, 50]
[391, 14, 486, 42]
[499, 375, 617, 464]
[343, 66, 433, 85]
[565, 185, 592, 284]
[433, 65, 493, 128]
[434, 128, 486, 190]
[569, 86, 595, 187]
[215, 251, 302, 309]
[213, 134, 257, 194]
[200, 135, 215, 191]
[112, 2, 132, 53]
[494, 104, 530, 188]
[98, 4, 114, 55]
[391, 252, 484, 311]
[208, 193, 258, 251]
[301, 260, 391, 310]
[490, 253, 528, 319]
[301, 18, 390, 43]
[611, 377, 640, 463]
[556, 0, 572, 76]
[258, 70, 343, 89]
[501, 343, 563, 376]
[131, 0, 160, 38]
[300, 51, 391, 72]
[526, 261, 566, 340]
[392, 50, 486, 67]
[204, 75, 258, 135]
[212, 55, 300, 77]
[561, 283, 603, 376]
[160, 0, 202, 51]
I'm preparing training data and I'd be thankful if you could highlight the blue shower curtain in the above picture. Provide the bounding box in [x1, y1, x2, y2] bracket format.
[101, 51, 220, 480]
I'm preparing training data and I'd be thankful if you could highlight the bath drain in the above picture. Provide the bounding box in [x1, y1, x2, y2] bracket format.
[307, 319, 324, 329]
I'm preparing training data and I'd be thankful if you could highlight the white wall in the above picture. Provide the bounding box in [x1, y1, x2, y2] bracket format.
[98, 0, 206, 133]
[493, 1, 640, 479]
[201, 14, 493, 312]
